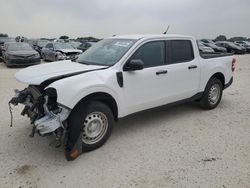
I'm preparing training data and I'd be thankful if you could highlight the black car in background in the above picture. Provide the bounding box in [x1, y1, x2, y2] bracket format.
[32, 40, 49, 56]
[41, 42, 82, 61]
[2, 42, 41, 67]
[203, 42, 227, 53]
[77, 41, 97, 52]
[215, 41, 245, 54]
[0, 37, 15, 57]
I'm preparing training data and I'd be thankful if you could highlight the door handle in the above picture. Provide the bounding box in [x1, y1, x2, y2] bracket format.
[188, 65, 197, 69]
[156, 70, 168, 75]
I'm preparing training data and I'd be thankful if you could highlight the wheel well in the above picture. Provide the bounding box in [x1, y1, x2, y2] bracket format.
[75, 92, 118, 121]
[210, 72, 225, 87]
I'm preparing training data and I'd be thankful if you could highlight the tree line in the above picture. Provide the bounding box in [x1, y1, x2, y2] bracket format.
[1, 33, 250, 42]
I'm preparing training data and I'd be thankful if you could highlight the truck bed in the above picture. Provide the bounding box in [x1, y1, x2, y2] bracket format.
[200, 52, 233, 59]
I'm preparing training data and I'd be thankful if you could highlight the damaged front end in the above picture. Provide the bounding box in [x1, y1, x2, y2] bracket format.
[9, 85, 71, 147]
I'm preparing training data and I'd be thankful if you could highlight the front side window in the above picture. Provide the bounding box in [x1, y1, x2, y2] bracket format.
[130, 41, 165, 68]
[168, 40, 194, 63]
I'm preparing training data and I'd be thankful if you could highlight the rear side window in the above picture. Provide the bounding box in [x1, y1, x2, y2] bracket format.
[130, 41, 165, 68]
[168, 40, 194, 64]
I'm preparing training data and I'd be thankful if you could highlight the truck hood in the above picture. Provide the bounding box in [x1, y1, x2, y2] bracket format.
[15, 60, 107, 85]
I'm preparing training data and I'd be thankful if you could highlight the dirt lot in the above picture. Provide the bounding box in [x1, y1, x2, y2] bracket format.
[0, 56, 249, 188]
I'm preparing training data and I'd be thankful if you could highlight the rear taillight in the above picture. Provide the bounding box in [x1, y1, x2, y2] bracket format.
[232, 58, 236, 72]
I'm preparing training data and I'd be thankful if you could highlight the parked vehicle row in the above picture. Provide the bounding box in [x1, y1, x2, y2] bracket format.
[215, 41, 246, 54]
[234, 41, 250, 53]
[199, 38, 250, 54]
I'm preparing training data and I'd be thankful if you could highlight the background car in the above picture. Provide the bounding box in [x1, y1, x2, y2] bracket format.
[0, 37, 15, 57]
[2, 42, 41, 67]
[41, 42, 82, 61]
[203, 42, 227, 53]
[216, 41, 245, 54]
[77, 41, 97, 52]
[234, 41, 250, 53]
[32, 40, 49, 56]
[197, 41, 215, 53]
[200, 39, 215, 44]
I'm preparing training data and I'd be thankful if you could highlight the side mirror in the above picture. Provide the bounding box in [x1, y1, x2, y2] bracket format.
[124, 59, 144, 71]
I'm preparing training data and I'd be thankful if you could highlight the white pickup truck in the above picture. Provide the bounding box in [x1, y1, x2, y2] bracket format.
[9, 34, 235, 160]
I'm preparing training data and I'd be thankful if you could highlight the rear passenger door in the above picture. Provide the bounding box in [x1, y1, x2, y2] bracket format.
[164, 40, 200, 102]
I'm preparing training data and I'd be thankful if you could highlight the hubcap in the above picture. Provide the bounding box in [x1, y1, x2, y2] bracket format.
[82, 112, 108, 145]
[208, 83, 221, 105]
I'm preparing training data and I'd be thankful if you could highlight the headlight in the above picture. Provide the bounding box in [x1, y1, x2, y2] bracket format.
[6, 54, 16, 59]
[34, 53, 40, 58]
[56, 52, 66, 60]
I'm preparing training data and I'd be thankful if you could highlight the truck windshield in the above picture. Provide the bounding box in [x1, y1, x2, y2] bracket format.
[77, 39, 136, 66]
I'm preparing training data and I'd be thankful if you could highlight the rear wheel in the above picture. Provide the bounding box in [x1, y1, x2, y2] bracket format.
[200, 78, 223, 110]
[67, 101, 114, 152]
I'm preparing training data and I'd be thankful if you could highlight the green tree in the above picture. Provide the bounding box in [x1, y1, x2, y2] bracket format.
[214, 35, 227, 41]
[76, 37, 100, 42]
[59, 35, 69, 40]
[0, 33, 8, 37]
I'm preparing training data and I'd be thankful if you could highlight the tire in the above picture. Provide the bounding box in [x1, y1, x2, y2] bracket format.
[55, 55, 58, 61]
[41, 53, 46, 61]
[67, 101, 114, 152]
[200, 78, 223, 110]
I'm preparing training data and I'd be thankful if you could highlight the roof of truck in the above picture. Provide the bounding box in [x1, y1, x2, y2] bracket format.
[109, 34, 194, 40]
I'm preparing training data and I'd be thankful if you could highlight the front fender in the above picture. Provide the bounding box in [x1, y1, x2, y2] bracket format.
[46, 71, 124, 117]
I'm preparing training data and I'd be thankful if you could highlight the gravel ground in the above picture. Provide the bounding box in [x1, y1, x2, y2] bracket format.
[0, 56, 249, 188]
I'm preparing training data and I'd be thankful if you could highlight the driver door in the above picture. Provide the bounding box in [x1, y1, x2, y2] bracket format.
[122, 41, 170, 114]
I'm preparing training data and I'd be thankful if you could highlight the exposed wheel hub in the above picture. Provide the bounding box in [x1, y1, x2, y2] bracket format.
[208, 83, 221, 105]
[82, 112, 108, 144]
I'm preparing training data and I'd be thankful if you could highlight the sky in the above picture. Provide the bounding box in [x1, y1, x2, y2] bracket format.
[1, 0, 250, 39]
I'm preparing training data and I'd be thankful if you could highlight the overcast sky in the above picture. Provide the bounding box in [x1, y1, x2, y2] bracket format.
[1, 0, 250, 39]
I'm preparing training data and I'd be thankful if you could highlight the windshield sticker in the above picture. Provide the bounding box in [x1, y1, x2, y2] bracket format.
[114, 41, 131, 47]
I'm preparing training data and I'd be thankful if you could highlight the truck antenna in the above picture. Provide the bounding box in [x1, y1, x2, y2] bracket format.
[163, 25, 170, 34]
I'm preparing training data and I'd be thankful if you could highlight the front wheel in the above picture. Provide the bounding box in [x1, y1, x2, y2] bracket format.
[67, 101, 114, 152]
[200, 78, 223, 110]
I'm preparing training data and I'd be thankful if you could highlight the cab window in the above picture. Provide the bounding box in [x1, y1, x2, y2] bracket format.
[130, 41, 165, 68]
